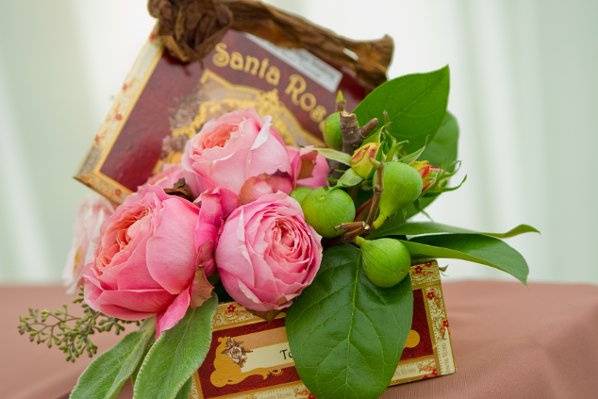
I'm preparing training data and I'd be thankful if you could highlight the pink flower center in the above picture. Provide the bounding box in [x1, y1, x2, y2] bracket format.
[271, 218, 302, 261]
[201, 124, 235, 149]
[99, 207, 149, 268]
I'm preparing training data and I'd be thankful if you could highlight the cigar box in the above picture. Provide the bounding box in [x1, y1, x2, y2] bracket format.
[187, 261, 455, 398]
[76, 28, 455, 397]
[76, 29, 366, 204]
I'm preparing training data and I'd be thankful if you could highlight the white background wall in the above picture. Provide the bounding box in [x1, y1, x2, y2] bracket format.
[1, 0, 596, 284]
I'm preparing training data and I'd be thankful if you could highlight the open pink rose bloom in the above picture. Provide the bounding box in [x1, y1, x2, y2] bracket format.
[82, 185, 235, 334]
[216, 192, 323, 312]
[80, 109, 327, 334]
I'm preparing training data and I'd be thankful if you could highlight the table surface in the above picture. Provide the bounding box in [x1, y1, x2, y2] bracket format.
[2, 281, 597, 399]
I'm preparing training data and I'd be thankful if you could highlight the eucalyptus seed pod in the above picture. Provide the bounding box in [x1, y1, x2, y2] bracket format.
[350, 142, 380, 178]
[301, 187, 356, 238]
[322, 112, 342, 150]
[374, 161, 423, 228]
[290, 187, 313, 204]
[355, 237, 411, 287]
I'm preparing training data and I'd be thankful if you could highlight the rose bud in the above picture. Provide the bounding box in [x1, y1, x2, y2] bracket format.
[355, 237, 411, 288]
[301, 187, 356, 238]
[350, 142, 380, 178]
[322, 111, 342, 150]
[412, 160, 442, 192]
[82, 185, 234, 335]
[238, 172, 293, 205]
[287, 146, 330, 188]
[182, 109, 293, 197]
[373, 161, 423, 228]
[216, 192, 322, 313]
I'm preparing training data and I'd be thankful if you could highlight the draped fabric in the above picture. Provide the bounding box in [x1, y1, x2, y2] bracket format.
[3, 281, 598, 397]
[0, 0, 597, 283]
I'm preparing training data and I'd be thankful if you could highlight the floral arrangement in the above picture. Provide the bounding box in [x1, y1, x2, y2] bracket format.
[19, 66, 537, 399]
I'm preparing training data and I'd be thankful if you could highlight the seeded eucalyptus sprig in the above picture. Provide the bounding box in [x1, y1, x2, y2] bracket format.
[17, 289, 138, 362]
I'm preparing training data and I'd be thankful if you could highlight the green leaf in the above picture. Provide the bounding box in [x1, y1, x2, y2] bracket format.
[398, 144, 427, 164]
[286, 245, 413, 399]
[354, 66, 450, 153]
[403, 112, 460, 218]
[336, 168, 363, 188]
[70, 319, 155, 399]
[373, 221, 539, 239]
[314, 147, 352, 165]
[401, 234, 529, 283]
[420, 112, 459, 170]
[134, 296, 218, 399]
[174, 378, 192, 399]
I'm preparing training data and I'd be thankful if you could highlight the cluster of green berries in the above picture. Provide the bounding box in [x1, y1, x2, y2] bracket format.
[292, 111, 427, 288]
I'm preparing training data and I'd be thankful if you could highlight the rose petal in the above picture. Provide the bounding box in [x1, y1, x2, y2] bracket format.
[146, 197, 199, 294]
[156, 289, 191, 335]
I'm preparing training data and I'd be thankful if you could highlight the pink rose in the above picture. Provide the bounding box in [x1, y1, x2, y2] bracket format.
[287, 146, 329, 188]
[238, 172, 293, 205]
[83, 185, 231, 334]
[182, 109, 292, 196]
[64, 196, 114, 293]
[147, 163, 204, 198]
[195, 188, 238, 276]
[216, 192, 322, 312]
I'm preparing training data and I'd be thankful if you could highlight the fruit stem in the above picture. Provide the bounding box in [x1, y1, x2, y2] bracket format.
[354, 236, 367, 247]
[339, 221, 368, 242]
[365, 162, 384, 227]
[372, 215, 386, 229]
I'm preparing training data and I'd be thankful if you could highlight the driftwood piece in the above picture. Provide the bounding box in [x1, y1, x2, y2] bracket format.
[148, 0, 393, 90]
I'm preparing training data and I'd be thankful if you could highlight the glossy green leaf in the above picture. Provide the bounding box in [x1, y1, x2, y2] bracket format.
[70, 319, 155, 399]
[314, 147, 352, 165]
[133, 296, 218, 399]
[286, 245, 413, 399]
[401, 234, 529, 283]
[373, 221, 539, 239]
[403, 112, 460, 218]
[420, 112, 459, 170]
[354, 66, 450, 153]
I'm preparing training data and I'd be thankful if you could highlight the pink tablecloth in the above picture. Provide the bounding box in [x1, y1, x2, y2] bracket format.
[2, 281, 597, 398]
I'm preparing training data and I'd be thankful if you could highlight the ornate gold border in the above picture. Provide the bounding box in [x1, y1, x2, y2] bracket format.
[75, 32, 164, 204]
[193, 262, 455, 398]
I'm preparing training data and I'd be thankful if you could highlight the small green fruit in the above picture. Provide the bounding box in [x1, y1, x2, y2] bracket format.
[301, 187, 356, 237]
[355, 237, 411, 288]
[374, 161, 423, 228]
[290, 187, 313, 204]
[322, 112, 342, 150]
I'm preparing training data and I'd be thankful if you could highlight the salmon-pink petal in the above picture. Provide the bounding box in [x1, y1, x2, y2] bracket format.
[146, 197, 198, 294]
[84, 276, 158, 320]
[156, 289, 191, 335]
[96, 289, 173, 314]
[247, 118, 292, 178]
